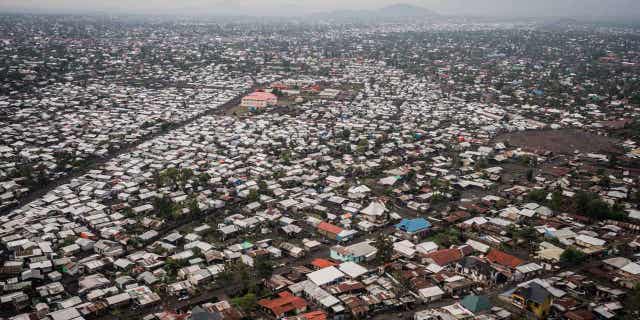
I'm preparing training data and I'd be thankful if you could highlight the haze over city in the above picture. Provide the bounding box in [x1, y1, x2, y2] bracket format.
[1, 1, 640, 320]
[1, 0, 640, 19]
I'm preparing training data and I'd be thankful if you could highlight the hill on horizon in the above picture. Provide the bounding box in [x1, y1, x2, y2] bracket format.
[309, 3, 439, 21]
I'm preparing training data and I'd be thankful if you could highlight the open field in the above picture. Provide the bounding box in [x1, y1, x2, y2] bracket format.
[495, 129, 622, 155]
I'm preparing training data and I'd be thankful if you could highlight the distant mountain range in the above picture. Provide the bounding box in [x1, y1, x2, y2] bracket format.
[375, 4, 440, 17]
[2, 1, 639, 20]
[310, 4, 439, 21]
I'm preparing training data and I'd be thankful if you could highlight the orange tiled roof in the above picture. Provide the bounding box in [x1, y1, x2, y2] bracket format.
[425, 248, 463, 266]
[284, 310, 328, 320]
[311, 258, 338, 269]
[245, 91, 277, 101]
[258, 292, 308, 317]
[317, 222, 343, 235]
[486, 249, 524, 268]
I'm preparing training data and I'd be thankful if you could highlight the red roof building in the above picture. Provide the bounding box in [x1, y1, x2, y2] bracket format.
[241, 91, 278, 109]
[284, 310, 327, 320]
[317, 222, 344, 240]
[317, 222, 342, 234]
[486, 249, 524, 268]
[258, 292, 308, 318]
[311, 258, 338, 269]
[445, 211, 470, 224]
[423, 248, 464, 266]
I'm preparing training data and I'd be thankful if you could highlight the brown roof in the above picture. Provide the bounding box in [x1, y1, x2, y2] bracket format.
[317, 222, 343, 235]
[445, 211, 470, 223]
[283, 310, 327, 320]
[564, 310, 595, 320]
[554, 297, 579, 310]
[462, 203, 488, 214]
[326, 280, 365, 294]
[542, 166, 573, 177]
[258, 292, 308, 318]
[424, 248, 463, 266]
[486, 249, 524, 268]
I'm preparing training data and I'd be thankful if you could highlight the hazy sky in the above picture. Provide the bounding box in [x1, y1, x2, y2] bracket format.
[1, 0, 639, 19]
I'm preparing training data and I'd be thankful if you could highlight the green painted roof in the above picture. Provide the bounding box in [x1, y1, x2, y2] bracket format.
[241, 241, 253, 249]
[461, 294, 491, 313]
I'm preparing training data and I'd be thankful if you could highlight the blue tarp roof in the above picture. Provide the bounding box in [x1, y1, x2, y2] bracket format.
[394, 218, 431, 233]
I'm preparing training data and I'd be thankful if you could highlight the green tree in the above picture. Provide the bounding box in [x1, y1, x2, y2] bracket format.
[122, 207, 135, 219]
[127, 238, 142, 248]
[357, 138, 368, 153]
[255, 256, 274, 280]
[154, 196, 178, 220]
[434, 228, 461, 247]
[374, 234, 394, 264]
[188, 198, 201, 216]
[164, 258, 186, 277]
[599, 175, 611, 188]
[526, 169, 534, 182]
[160, 122, 173, 132]
[231, 292, 257, 312]
[280, 150, 292, 164]
[404, 170, 416, 183]
[549, 191, 563, 211]
[623, 284, 640, 319]
[340, 129, 351, 140]
[238, 263, 257, 294]
[218, 264, 235, 288]
[573, 191, 625, 221]
[475, 157, 488, 169]
[62, 236, 77, 247]
[192, 247, 203, 258]
[574, 191, 593, 213]
[430, 178, 449, 202]
[179, 168, 194, 186]
[197, 172, 211, 186]
[161, 167, 180, 185]
[585, 198, 611, 220]
[527, 189, 548, 203]
[515, 226, 538, 250]
[560, 247, 587, 267]
[450, 189, 461, 200]
[247, 189, 260, 202]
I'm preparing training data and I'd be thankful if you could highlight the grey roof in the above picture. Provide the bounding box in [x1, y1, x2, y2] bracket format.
[516, 282, 551, 304]
[191, 306, 222, 320]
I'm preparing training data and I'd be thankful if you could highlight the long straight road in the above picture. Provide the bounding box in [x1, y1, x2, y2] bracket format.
[1, 83, 259, 215]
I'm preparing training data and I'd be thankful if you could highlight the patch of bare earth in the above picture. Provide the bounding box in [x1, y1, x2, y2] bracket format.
[495, 129, 622, 155]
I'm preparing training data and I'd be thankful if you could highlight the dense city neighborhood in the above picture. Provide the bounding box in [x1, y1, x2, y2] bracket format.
[0, 5, 640, 320]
